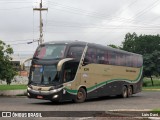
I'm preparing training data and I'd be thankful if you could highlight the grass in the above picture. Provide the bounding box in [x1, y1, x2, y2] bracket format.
[0, 85, 27, 90]
[142, 78, 160, 91]
[152, 109, 160, 113]
[143, 78, 160, 87]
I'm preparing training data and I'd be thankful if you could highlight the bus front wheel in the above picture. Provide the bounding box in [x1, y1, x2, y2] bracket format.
[74, 88, 86, 103]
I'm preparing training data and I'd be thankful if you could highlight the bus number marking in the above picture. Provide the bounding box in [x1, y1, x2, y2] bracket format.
[84, 68, 89, 71]
[126, 69, 136, 73]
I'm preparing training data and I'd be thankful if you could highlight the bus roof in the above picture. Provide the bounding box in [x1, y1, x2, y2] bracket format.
[43, 40, 142, 56]
[44, 40, 87, 46]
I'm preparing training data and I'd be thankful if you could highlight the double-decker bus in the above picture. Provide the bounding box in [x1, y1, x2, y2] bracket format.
[27, 41, 143, 103]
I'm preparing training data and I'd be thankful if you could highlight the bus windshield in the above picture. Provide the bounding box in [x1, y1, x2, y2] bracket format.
[31, 65, 59, 85]
[34, 44, 66, 59]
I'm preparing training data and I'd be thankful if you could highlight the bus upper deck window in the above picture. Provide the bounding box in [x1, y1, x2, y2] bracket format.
[34, 44, 66, 59]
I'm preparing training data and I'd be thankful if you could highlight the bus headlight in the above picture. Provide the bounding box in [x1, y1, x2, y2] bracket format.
[27, 93, 30, 97]
[27, 85, 33, 91]
[53, 95, 59, 99]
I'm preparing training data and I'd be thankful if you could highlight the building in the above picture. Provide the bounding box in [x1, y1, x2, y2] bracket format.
[11, 54, 33, 76]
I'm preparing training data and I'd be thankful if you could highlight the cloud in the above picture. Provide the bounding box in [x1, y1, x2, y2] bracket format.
[1, 0, 160, 55]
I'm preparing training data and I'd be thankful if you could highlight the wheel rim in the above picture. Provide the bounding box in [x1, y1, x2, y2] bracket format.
[123, 88, 127, 98]
[77, 91, 83, 100]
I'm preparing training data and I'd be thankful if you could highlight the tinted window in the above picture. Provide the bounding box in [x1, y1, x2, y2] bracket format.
[115, 52, 126, 66]
[67, 46, 85, 60]
[97, 49, 109, 64]
[108, 51, 116, 65]
[31, 65, 59, 85]
[133, 55, 138, 67]
[85, 48, 97, 63]
[126, 55, 134, 67]
[137, 56, 143, 67]
[34, 44, 66, 59]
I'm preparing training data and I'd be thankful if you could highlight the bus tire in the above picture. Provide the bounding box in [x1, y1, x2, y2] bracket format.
[74, 88, 86, 103]
[128, 85, 133, 97]
[121, 86, 128, 98]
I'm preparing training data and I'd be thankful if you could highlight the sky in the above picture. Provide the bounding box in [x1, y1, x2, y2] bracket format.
[0, 0, 160, 55]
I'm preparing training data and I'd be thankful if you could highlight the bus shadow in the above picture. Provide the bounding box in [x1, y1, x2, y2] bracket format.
[85, 95, 142, 103]
[30, 95, 142, 105]
[30, 100, 73, 105]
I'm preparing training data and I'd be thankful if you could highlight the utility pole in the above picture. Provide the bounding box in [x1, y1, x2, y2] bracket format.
[33, 0, 48, 45]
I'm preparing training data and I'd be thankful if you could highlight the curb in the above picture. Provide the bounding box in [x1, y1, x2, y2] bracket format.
[0, 90, 27, 96]
[143, 89, 160, 91]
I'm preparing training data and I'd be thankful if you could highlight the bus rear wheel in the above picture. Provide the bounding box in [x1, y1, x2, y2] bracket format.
[74, 88, 86, 103]
[121, 86, 128, 98]
[127, 85, 133, 97]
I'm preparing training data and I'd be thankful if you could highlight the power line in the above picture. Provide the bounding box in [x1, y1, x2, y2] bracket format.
[113, 0, 160, 25]
[0, 6, 31, 10]
[47, 19, 160, 28]
[48, 1, 141, 23]
[4, 39, 34, 42]
[9, 40, 39, 45]
[47, 24, 160, 30]
[0, 2, 31, 4]
[48, 1, 160, 26]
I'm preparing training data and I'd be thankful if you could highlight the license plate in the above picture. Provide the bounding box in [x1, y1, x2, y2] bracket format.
[37, 95, 43, 99]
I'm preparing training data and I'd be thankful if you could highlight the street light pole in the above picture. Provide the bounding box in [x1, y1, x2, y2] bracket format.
[33, 0, 48, 45]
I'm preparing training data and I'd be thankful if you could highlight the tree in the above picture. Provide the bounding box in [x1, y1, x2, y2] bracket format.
[122, 33, 160, 54]
[143, 51, 160, 86]
[121, 33, 160, 86]
[0, 40, 17, 85]
[122, 32, 137, 52]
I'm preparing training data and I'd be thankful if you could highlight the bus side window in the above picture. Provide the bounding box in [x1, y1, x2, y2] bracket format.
[126, 55, 133, 67]
[97, 49, 109, 64]
[85, 48, 97, 63]
[126, 55, 130, 67]
[108, 51, 116, 65]
[67, 46, 84, 60]
[133, 55, 138, 67]
[116, 53, 125, 66]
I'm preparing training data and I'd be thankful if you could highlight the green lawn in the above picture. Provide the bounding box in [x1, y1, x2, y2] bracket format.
[143, 78, 160, 87]
[0, 85, 27, 90]
[152, 109, 160, 113]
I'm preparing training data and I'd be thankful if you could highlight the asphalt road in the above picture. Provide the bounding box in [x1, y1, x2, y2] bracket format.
[0, 91, 160, 120]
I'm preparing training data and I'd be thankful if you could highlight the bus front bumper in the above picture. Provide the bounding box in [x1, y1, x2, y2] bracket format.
[27, 87, 63, 101]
